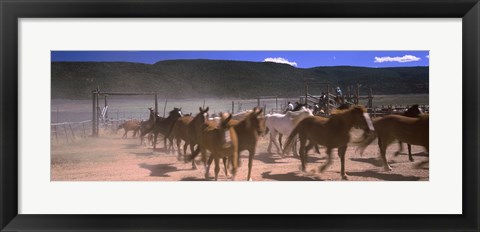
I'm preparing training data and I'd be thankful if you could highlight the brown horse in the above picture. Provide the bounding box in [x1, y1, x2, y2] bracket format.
[202, 113, 239, 181]
[395, 104, 424, 161]
[230, 107, 266, 181]
[139, 107, 155, 145]
[358, 114, 429, 171]
[117, 119, 141, 139]
[169, 115, 194, 161]
[282, 106, 375, 180]
[151, 107, 183, 152]
[185, 107, 210, 169]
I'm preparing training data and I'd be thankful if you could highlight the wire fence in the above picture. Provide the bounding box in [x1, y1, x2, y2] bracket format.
[51, 118, 133, 144]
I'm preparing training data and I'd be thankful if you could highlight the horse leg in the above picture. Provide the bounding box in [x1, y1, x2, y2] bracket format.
[163, 136, 168, 152]
[305, 140, 320, 154]
[267, 131, 273, 153]
[190, 145, 199, 169]
[379, 137, 392, 171]
[175, 139, 181, 160]
[315, 144, 321, 155]
[320, 147, 333, 173]
[407, 144, 414, 162]
[214, 158, 220, 181]
[394, 141, 404, 157]
[152, 132, 158, 152]
[278, 134, 283, 150]
[269, 130, 282, 155]
[247, 149, 255, 181]
[292, 136, 299, 157]
[338, 145, 348, 180]
[298, 136, 307, 172]
[183, 143, 189, 163]
[205, 156, 213, 180]
[223, 157, 229, 177]
[122, 129, 127, 139]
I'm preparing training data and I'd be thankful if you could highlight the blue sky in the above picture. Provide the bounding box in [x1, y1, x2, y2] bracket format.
[51, 51, 429, 68]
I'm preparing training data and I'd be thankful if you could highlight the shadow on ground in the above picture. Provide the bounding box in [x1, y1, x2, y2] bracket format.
[123, 143, 141, 149]
[139, 163, 177, 177]
[254, 152, 288, 164]
[261, 171, 323, 181]
[346, 170, 421, 181]
[351, 157, 384, 167]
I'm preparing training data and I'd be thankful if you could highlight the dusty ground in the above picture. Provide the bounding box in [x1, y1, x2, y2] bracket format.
[51, 131, 429, 181]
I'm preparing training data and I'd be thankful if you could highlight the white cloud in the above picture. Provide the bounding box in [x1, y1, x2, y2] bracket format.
[263, 57, 298, 67]
[374, 55, 421, 63]
[426, 55, 430, 59]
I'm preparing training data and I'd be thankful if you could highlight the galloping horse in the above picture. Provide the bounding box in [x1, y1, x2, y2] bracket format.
[282, 106, 375, 180]
[395, 104, 424, 161]
[265, 107, 313, 156]
[169, 115, 194, 161]
[139, 107, 155, 145]
[151, 107, 183, 152]
[117, 119, 141, 139]
[358, 114, 429, 171]
[201, 113, 239, 181]
[231, 107, 266, 181]
[185, 107, 209, 169]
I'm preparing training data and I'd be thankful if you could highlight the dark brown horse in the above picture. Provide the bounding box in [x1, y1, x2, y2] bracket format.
[139, 107, 155, 145]
[117, 119, 141, 139]
[201, 113, 239, 181]
[151, 107, 183, 152]
[282, 106, 375, 180]
[185, 107, 209, 169]
[358, 114, 429, 171]
[395, 104, 424, 161]
[230, 107, 266, 181]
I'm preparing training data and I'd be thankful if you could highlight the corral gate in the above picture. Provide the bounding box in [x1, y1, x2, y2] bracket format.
[91, 89, 159, 137]
[303, 81, 373, 114]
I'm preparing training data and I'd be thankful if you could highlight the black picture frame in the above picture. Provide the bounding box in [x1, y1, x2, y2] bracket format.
[1, 0, 479, 231]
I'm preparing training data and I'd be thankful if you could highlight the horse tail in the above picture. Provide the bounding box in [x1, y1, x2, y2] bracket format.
[282, 124, 301, 156]
[354, 131, 377, 156]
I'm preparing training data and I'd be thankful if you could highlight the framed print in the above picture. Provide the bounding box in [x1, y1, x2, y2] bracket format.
[1, 0, 479, 231]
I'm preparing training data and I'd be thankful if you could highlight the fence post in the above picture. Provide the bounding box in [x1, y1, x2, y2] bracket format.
[69, 124, 76, 140]
[63, 124, 69, 143]
[54, 125, 58, 144]
[92, 91, 96, 137]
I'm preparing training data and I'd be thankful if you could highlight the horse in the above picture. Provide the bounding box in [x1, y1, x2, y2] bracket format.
[151, 107, 183, 152]
[139, 107, 155, 145]
[230, 107, 266, 181]
[169, 115, 194, 161]
[357, 114, 429, 171]
[395, 104, 424, 161]
[185, 107, 210, 169]
[201, 113, 239, 181]
[117, 119, 141, 139]
[282, 106, 375, 180]
[265, 107, 313, 156]
[292, 103, 308, 111]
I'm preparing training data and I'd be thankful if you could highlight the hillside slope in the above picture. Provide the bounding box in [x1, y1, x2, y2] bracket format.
[51, 60, 429, 99]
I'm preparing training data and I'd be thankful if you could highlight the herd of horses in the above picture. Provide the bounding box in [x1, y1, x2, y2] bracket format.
[116, 104, 429, 181]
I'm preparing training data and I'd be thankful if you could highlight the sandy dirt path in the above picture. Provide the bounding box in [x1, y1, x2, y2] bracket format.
[51, 133, 429, 181]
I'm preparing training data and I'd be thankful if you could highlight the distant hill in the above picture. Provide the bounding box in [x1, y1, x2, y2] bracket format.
[51, 59, 429, 99]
